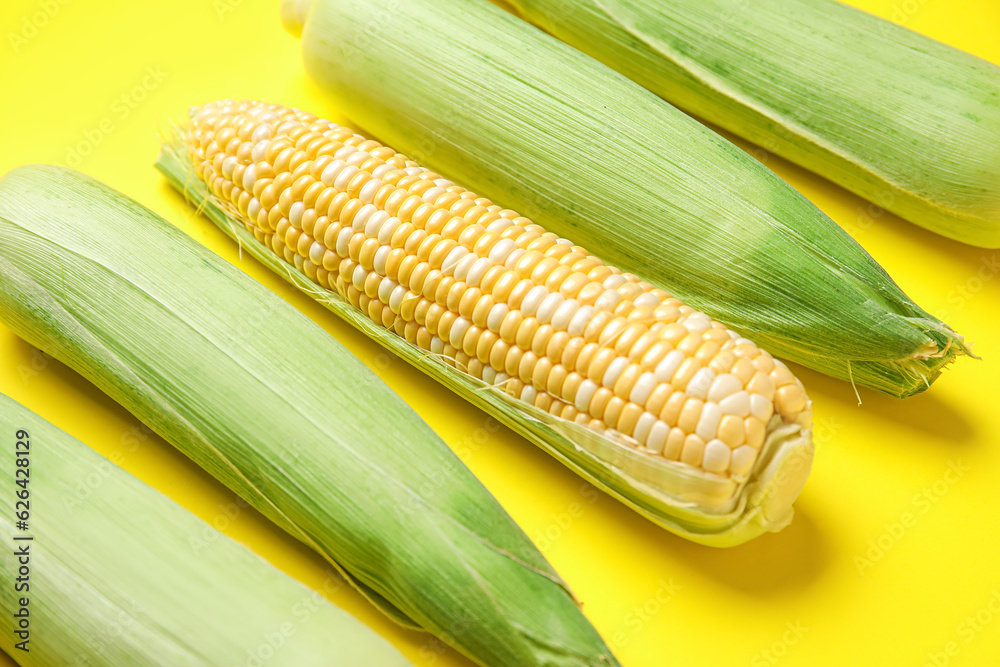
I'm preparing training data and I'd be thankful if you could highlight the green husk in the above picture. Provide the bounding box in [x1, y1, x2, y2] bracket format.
[0, 393, 410, 666]
[158, 134, 813, 548]
[0, 165, 617, 667]
[284, 0, 971, 398]
[505, 0, 1000, 248]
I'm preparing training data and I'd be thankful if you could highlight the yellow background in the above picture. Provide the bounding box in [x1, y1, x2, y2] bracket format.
[1, 0, 998, 665]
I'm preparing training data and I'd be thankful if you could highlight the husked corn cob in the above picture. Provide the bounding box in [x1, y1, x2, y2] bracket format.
[186, 100, 812, 480]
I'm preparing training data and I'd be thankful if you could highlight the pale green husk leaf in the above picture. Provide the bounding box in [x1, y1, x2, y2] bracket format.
[0, 394, 410, 666]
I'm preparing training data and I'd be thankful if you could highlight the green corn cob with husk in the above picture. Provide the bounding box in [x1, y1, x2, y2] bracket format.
[281, 0, 971, 399]
[0, 165, 618, 667]
[0, 393, 411, 666]
[504, 0, 1000, 248]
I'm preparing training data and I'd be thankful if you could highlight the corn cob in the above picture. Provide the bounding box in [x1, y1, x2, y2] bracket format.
[181, 99, 811, 481]
[282, 0, 970, 398]
[0, 393, 411, 667]
[504, 0, 1000, 248]
[0, 165, 618, 667]
[159, 100, 813, 545]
